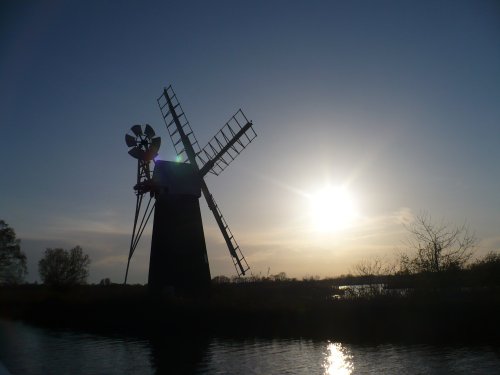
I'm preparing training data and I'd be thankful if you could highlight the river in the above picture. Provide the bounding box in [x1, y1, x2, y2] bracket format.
[0, 319, 499, 374]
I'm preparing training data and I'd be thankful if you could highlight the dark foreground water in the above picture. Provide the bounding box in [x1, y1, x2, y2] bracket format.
[0, 319, 499, 374]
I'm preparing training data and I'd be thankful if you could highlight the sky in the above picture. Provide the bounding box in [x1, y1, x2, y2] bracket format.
[1, 0, 499, 284]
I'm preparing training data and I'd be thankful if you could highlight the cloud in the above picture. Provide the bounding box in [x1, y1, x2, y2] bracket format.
[393, 207, 414, 225]
[43, 211, 133, 237]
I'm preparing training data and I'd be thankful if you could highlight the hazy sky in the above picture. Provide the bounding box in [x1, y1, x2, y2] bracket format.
[1, 0, 499, 283]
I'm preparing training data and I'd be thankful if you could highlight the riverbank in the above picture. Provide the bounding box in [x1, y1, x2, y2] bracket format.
[1, 282, 499, 343]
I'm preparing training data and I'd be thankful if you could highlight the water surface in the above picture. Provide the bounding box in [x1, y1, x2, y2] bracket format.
[1, 319, 499, 374]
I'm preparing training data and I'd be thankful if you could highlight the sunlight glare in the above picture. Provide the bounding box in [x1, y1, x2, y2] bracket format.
[323, 342, 353, 375]
[309, 186, 358, 232]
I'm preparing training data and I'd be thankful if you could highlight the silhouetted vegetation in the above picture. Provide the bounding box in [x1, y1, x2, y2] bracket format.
[1, 275, 499, 344]
[398, 213, 476, 274]
[38, 246, 90, 287]
[465, 251, 500, 287]
[0, 220, 27, 284]
[1, 210, 498, 343]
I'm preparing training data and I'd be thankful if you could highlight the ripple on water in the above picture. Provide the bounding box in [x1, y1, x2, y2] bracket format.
[1, 320, 499, 374]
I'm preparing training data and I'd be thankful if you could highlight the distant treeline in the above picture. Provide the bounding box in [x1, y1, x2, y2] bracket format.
[212, 251, 500, 290]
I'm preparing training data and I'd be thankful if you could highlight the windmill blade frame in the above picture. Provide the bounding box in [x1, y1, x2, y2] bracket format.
[198, 109, 257, 177]
[157, 86, 203, 165]
[157, 85, 254, 276]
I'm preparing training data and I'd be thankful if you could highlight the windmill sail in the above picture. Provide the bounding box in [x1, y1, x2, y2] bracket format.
[157, 86, 202, 165]
[203, 190, 250, 276]
[157, 85, 253, 276]
[198, 109, 257, 177]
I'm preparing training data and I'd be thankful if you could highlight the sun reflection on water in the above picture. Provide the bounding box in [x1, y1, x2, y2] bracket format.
[323, 342, 354, 375]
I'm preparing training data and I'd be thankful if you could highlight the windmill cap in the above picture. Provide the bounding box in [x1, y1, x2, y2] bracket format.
[152, 160, 201, 197]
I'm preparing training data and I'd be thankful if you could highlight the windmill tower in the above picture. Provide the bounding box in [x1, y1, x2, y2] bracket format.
[124, 85, 256, 292]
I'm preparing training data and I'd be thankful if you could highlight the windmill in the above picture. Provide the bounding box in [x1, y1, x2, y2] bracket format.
[124, 85, 256, 292]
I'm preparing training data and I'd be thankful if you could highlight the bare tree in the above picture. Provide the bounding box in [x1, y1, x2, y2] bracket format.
[353, 256, 395, 276]
[400, 213, 476, 273]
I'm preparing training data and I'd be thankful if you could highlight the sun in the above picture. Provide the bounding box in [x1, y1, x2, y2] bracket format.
[308, 186, 358, 232]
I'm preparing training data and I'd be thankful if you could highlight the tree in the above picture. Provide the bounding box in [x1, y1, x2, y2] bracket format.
[99, 278, 111, 286]
[270, 272, 288, 282]
[353, 256, 395, 277]
[399, 213, 476, 274]
[468, 251, 500, 286]
[38, 246, 90, 286]
[212, 275, 230, 284]
[0, 220, 27, 284]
